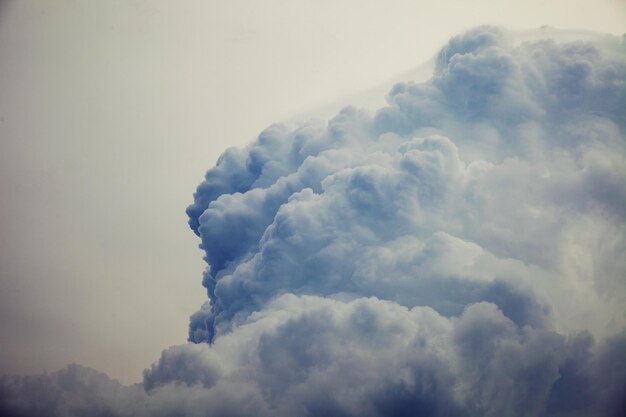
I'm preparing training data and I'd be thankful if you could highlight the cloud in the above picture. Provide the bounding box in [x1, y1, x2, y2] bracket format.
[2, 26, 625, 417]
[2, 297, 625, 416]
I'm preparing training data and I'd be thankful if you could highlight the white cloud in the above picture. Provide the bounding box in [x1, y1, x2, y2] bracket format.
[2, 26, 625, 417]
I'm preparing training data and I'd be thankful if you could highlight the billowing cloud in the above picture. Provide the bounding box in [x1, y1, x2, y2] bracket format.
[2, 26, 625, 417]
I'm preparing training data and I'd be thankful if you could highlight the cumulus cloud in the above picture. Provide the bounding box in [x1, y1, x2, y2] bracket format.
[2, 26, 625, 417]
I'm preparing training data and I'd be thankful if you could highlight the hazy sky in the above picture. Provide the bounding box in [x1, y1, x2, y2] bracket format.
[0, 0, 625, 386]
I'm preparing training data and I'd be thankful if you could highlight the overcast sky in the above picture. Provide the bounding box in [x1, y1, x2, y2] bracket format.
[0, 0, 625, 386]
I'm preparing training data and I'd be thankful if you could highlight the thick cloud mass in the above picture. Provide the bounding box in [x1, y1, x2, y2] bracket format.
[186, 27, 625, 344]
[2, 27, 625, 417]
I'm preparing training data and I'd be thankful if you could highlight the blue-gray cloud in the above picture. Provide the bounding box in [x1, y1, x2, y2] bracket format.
[2, 26, 625, 417]
[186, 27, 625, 345]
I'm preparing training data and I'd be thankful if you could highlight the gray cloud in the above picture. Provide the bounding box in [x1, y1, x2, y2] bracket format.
[2, 297, 624, 416]
[186, 28, 625, 345]
[2, 26, 625, 417]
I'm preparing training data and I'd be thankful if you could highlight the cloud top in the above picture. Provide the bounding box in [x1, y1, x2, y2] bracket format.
[186, 26, 625, 345]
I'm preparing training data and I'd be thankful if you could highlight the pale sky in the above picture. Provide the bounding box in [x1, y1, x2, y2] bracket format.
[0, 0, 624, 384]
